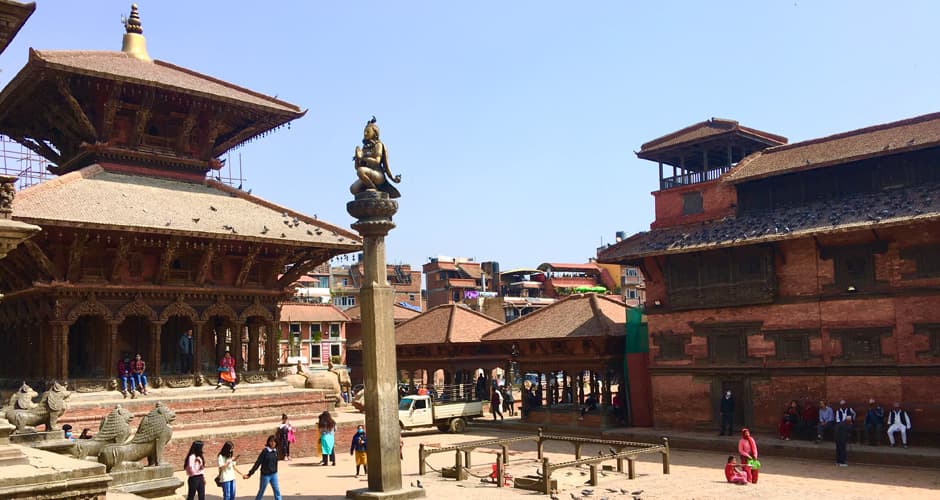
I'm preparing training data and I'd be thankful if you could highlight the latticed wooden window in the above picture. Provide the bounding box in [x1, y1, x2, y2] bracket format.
[776, 334, 810, 361]
[655, 335, 687, 361]
[710, 334, 745, 363]
[682, 191, 703, 215]
[835, 329, 888, 361]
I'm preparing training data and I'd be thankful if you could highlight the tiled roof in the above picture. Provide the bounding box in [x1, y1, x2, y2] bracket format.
[279, 303, 350, 323]
[458, 263, 482, 279]
[639, 118, 787, 155]
[598, 180, 940, 262]
[26, 50, 302, 114]
[0, 0, 34, 56]
[395, 304, 502, 346]
[482, 293, 625, 341]
[538, 263, 600, 272]
[725, 112, 940, 183]
[12, 165, 361, 247]
[344, 302, 421, 322]
[547, 278, 599, 288]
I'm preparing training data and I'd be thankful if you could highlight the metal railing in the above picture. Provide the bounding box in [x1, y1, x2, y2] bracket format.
[660, 166, 731, 189]
[417, 428, 670, 494]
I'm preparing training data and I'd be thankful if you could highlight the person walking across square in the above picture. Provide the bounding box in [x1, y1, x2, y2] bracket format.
[350, 424, 367, 477]
[244, 435, 281, 500]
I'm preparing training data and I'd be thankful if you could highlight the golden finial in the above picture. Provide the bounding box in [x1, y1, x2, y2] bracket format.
[124, 4, 143, 34]
[121, 3, 151, 62]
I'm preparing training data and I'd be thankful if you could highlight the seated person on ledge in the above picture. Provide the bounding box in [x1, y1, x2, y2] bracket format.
[579, 393, 599, 418]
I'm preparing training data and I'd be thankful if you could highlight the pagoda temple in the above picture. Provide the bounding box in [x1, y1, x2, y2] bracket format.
[0, 5, 361, 389]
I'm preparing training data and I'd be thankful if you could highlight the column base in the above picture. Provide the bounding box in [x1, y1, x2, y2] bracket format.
[345, 486, 427, 499]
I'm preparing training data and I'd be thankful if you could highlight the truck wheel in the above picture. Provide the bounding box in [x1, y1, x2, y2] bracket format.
[450, 417, 467, 433]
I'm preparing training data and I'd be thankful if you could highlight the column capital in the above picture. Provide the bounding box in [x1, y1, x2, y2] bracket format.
[347, 191, 397, 237]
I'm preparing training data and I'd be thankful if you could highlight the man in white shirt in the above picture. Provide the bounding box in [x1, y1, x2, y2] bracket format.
[886, 402, 912, 448]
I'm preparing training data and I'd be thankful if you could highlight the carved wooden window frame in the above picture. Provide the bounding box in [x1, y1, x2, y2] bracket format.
[694, 323, 761, 365]
[682, 191, 704, 215]
[652, 332, 690, 361]
[831, 327, 891, 362]
[764, 329, 817, 361]
[901, 245, 940, 280]
[913, 323, 940, 359]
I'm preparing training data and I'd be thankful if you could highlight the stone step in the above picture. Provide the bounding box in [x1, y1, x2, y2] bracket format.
[60, 384, 335, 431]
[0, 447, 27, 466]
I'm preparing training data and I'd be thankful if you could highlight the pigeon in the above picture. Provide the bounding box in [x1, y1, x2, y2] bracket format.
[261, 226, 269, 235]
[192, 218, 200, 223]
[606, 488, 618, 493]
[307, 229, 313, 235]
[164, 221, 171, 227]
[569, 494, 579, 500]
[237, 182, 242, 190]
[608, 447, 617, 455]
[281, 233, 286, 238]
[581, 488, 593, 496]
[210, 206, 217, 211]
[550, 495, 560, 500]
[410, 482, 414, 487]
[416, 480, 423, 488]
[632, 491, 643, 496]
[246, 189, 252, 195]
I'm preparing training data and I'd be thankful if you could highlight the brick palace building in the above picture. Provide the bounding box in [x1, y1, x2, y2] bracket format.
[0, 6, 360, 389]
[598, 115, 940, 438]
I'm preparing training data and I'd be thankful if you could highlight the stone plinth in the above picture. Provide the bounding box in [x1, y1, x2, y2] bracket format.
[109, 464, 182, 499]
[346, 190, 423, 500]
[0, 444, 111, 499]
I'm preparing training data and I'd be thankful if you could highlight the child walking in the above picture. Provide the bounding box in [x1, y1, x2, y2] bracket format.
[350, 424, 368, 477]
[277, 414, 294, 461]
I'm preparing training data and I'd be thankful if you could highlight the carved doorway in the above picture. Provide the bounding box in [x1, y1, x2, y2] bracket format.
[116, 315, 153, 369]
[68, 315, 109, 378]
[714, 378, 751, 431]
[161, 316, 195, 374]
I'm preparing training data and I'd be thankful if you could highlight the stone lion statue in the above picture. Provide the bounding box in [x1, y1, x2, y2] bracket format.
[98, 402, 175, 472]
[72, 405, 134, 459]
[7, 381, 70, 432]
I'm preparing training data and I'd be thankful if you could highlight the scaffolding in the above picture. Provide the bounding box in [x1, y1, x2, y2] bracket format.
[0, 134, 247, 191]
[0, 134, 51, 190]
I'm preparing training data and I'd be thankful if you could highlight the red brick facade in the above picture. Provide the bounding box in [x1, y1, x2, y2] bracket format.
[600, 115, 940, 441]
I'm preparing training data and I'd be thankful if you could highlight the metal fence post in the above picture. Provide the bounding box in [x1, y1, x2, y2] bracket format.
[662, 437, 670, 474]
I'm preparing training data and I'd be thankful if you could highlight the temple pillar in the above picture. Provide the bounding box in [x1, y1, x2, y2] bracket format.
[106, 322, 119, 379]
[150, 322, 163, 377]
[346, 189, 423, 499]
[192, 320, 206, 375]
[247, 320, 260, 371]
[233, 322, 245, 373]
[50, 322, 69, 381]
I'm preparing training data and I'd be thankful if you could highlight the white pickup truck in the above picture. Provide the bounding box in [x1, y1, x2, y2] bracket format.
[398, 395, 483, 433]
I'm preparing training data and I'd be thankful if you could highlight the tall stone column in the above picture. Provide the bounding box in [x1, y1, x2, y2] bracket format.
[193, 320, 205, 376]
[150, 323, 162, 377]
[233, 322, 245, 373]
[247, 320, 260, 371]
[346, 190, 424, 499]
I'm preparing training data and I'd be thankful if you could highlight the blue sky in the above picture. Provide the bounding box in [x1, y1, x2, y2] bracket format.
[3, 1, 938, 270]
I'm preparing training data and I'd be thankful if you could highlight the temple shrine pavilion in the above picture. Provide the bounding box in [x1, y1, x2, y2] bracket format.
[0, 6, 361, 389]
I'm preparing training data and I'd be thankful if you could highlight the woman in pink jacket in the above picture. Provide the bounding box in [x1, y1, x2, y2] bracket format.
[738, 428, 759, 483]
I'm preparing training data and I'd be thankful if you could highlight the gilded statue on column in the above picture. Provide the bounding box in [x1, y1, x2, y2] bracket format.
[350, 116, 401, 199]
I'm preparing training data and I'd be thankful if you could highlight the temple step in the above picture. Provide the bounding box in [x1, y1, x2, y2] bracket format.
[60, 382, 335, 431]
